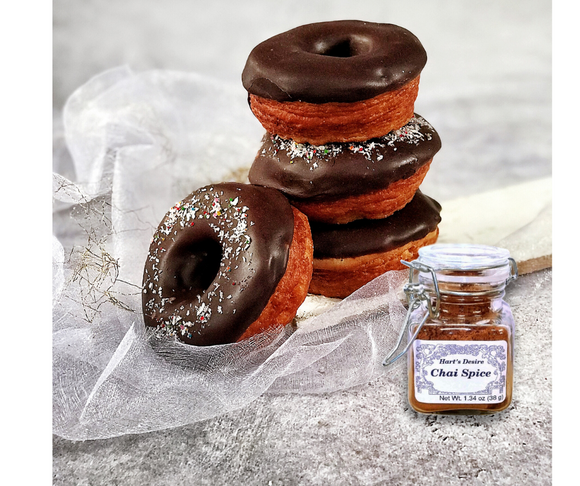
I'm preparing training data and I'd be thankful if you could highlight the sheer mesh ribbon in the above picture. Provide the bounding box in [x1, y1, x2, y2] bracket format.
[53, 68, 407, 440]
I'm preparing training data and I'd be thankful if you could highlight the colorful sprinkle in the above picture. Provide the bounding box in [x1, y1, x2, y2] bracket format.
[266, 115, 434, 169]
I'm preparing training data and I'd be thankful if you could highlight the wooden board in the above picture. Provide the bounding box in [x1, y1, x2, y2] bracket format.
[437, 177, 552, 275]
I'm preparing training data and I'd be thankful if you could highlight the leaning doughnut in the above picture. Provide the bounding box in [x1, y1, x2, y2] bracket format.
[248, 114, 441, 224]
[242, 20, 427, 144]
[308, 191, 441, 298]
[142, 183, 313, 346]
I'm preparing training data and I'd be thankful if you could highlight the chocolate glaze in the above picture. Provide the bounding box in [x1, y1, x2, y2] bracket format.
[311, 191, 441, 259]
[142, 183, 294, 346]
[242, 20, 427, 103]
[248, 114, 441, 201]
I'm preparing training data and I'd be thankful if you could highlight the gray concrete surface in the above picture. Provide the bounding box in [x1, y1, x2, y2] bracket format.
[53, 269, 551, 485]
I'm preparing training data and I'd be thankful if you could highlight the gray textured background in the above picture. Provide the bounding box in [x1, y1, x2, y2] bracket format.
[53, 0, 553, 484]
[53, 0, 552, 202]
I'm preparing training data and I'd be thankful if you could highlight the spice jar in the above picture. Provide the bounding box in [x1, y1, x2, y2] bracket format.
[383, 243, 518, 414]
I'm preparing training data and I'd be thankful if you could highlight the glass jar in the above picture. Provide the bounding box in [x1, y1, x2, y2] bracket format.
[384, 244, 518, 414]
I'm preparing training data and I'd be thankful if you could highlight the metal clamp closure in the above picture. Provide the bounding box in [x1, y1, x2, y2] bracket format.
[508, 257, 519, 284]
[382, 261, 440, 367]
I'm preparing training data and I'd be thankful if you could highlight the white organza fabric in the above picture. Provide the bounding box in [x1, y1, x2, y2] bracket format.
[52, 67, 408, 441]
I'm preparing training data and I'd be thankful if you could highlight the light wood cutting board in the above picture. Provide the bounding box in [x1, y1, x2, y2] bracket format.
[437, 177, 552, 275]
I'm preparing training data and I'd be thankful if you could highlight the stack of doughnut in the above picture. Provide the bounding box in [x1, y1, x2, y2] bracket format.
[243, 20, 442, 298]
[141, 20, 443, 346]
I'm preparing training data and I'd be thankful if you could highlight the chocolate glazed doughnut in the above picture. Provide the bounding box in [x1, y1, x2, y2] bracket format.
[248, 114, 441, 224]
[309, 191, 441, 298]
[142, 183, 313, 346]
[242, 20, 427, 144]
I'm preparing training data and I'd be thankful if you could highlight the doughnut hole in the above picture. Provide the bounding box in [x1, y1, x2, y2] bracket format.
[160, 234, 222, 303]
[311, 35, 373, 57]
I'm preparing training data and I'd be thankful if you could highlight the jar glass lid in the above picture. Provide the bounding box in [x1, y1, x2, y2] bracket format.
[417, 244, 512, 271]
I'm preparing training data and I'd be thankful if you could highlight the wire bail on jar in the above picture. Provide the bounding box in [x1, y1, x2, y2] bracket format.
[382, 250, 518, 367]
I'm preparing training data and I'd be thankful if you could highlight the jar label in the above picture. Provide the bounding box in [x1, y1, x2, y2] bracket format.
[413, 340, 508, 404]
